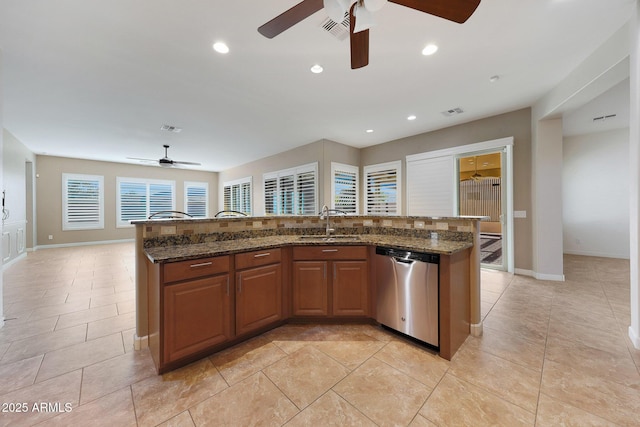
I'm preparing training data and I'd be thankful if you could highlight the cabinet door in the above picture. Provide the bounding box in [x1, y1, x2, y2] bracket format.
[163, 274, 231, 363]
[332, 261, 369, 316]
[292, 261, 328, 316]
[236, 264, 282, 336]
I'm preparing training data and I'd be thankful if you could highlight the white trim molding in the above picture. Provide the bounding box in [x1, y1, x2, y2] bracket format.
[134, 334, 149, 350]
[470, 322, 483, 337]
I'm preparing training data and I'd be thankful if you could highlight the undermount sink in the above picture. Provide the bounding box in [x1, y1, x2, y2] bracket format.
[297, 235, 361, 242]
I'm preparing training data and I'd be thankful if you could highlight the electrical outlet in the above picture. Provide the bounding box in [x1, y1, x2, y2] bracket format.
[48, 235, 53, 240]
[414, 220, 425, 229]
[363, 219, 373, 227]
[253, 221, 263, 228]
[382, 220, 392, 227]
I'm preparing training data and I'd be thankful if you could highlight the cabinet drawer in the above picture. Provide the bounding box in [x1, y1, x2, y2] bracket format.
[235, 248, 282, 270]
[293, 245, 367, 260]
[163, 256, 230, 283]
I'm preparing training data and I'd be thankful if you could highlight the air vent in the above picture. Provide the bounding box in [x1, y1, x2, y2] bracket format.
[441, 107, 464, 117]
[320, 13, 350, 41]
[592, 114, 617, 122]
[160, 125, 182, 133]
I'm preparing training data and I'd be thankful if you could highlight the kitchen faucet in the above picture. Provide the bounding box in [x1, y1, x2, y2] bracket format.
[320, 205, 335, 237]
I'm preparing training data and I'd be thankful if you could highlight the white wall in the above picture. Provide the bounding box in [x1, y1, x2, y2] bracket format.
[2, 130, 35, 264]
[563, 129, 630, 258]
[0, 48, 4, 328]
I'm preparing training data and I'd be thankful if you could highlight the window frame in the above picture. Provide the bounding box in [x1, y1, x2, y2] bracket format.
[116, 177, 176, 227]
[263, 162, 318, 216]
[331, 162, 359, 214]
[184, 181, 209, 218]
[363, 160, 402, 216]
[62, 173, 105, 231]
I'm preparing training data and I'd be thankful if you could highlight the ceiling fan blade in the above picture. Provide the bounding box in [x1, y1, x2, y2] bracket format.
[172, 160, 202, 166]
[126, 157, 157, 162]
[258, 0, 324, 38]
[350, 5, 369, 69]
[389, 0, 481, 24]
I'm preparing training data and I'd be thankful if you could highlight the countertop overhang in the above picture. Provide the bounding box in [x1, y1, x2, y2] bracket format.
[144, 234, 473, 264]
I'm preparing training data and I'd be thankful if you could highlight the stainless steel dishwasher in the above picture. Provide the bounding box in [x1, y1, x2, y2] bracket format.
[375, 246, 439, 347]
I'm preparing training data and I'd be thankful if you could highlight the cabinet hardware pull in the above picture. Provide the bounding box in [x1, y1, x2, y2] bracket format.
[254, 253, 271, 258]
[189, 262, 213, 268]
[322, 249, 338, 253]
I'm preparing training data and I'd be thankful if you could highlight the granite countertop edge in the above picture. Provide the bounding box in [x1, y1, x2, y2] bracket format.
[144, 235, 473, 263]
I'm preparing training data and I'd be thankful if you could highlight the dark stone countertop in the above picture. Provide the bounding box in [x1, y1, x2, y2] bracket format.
[144, 234, 473, 263]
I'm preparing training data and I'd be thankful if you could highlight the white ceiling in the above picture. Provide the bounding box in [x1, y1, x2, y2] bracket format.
[0, 0, 634, 172]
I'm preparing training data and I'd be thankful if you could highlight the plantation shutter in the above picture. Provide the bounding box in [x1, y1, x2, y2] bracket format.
[117, 178, 175, 226]
[364, 161, 401, 215]
[62, 174, 104, 230]
[263, 163, 317, 215]
[406, 156, 454, 216]
[185, 182, 208, 217]
[296, 170, 316, 215]
[331, 163, 358, 214]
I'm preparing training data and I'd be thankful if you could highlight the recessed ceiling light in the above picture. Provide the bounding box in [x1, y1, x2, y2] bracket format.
[489, 75, 500, 83]
[407, 115, 417, 121]
[310, 64, 324, 74]
[366, 129, 374, 133]
[213, 42, 229, 54]
[422, 44, 438, 56]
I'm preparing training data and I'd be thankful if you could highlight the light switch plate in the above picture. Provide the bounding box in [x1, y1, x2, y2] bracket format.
[382, 220, 392, 227]
[514, 210, 527, 218]
[253, 221, 263, 228]
[414, 221, 425, 229]
[363, 219, 374, 227]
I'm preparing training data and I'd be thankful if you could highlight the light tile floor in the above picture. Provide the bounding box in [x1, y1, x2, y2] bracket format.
[1, 243, 639, 426]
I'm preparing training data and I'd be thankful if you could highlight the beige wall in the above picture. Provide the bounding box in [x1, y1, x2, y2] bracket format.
[361, 108, 532, 270]
[220, 109, 532, 270]
[36, 156, 218, 246]
[219, 139, 360, 215]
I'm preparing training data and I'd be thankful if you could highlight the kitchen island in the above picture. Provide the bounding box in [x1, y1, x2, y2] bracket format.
[133, 215, 483, 373]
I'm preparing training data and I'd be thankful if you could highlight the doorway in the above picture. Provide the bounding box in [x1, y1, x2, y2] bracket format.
[458, 150, 507, 270]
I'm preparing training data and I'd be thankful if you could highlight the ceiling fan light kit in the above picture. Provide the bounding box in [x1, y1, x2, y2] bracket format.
[259, 0, 481, 69]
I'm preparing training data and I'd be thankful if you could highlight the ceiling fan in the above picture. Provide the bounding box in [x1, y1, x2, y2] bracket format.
[258, 0, 481, 69]
[127, 145, 201, 168]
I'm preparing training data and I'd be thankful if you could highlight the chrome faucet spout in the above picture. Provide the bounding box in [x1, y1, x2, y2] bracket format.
[320, 205, 334, 236]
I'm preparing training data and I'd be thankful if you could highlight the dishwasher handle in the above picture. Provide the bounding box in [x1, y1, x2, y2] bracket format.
[393, 257, 415, 264]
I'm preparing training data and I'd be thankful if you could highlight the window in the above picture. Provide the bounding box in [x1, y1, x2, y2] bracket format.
[116, 177, 175, 227]
[223, 177, 252, 215]
[263, 163, 318, 215]
[185, 181, 209, 218]
[364, 161, 402, 215]
[331, 162, 359, 214]
[62, 173, 104, 230]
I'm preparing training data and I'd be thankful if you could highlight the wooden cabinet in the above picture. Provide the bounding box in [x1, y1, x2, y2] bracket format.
[148, 255, 232, 373]
[235, 249, 283, 336]
[292, 261, 328, 316]
[163, 274, 231, 362]
[292, 246, 369, 317]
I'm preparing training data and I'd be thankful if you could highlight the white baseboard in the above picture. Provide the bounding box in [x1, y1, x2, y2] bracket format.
[534, 272, 565, 282]
[35, 238, 134, 250]
[514, 268, 534, 277]
[2, 252, 28, 270]
[134, 334, 149, 350]
[513, 268, 564, 281]
[630, 326, 640, 350]
[470, 322, 483, 337]
[563, 249, 630, 260]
